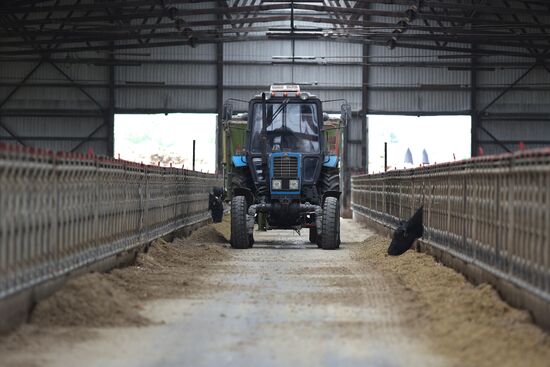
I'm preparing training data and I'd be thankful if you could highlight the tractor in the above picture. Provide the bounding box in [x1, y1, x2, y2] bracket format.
[221, 84, 349, 250]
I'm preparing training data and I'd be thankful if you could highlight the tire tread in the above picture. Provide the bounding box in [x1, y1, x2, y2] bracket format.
[230, 196, 249, 249]
[320, 196, 340, 250]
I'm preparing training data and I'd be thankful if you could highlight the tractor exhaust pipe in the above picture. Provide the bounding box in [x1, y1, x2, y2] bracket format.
[260, 92, 268, 177]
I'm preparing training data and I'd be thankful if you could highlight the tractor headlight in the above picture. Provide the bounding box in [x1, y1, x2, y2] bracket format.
[272, 179, 282, 190]
[289, 179, 299, 190]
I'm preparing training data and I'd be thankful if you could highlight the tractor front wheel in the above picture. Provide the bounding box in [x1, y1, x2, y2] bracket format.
[230, 196, 249, 249]
[320, 197, 340, 250]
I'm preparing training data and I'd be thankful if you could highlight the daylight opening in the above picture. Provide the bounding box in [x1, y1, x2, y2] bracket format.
[115, 113, 217, 173]
[368, 115, 471, 174]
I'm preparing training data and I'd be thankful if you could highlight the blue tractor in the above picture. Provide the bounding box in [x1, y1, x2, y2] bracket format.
[223, 85, 349, 250]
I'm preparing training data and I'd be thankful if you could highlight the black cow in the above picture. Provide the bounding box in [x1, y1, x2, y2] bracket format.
[388, 206, 423, 256]
[209, 187, 224, 223]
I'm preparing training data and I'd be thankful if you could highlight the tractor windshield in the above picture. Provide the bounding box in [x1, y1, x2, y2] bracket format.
[250, 102, 320, 153]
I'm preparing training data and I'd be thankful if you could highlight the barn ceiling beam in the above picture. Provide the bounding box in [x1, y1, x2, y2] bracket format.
[0, 0, 549, 59]
[2, 13, 549, 38]
[5, 27, 550, 56]
[0, 15, 292, 37]
[291, 3, 550, 27]
[0, 3, 291, 25]
[2, 3, 547, 29]
[2, 0, 549, 23]
[349, 0, 550, 17]
[3, 31, 550, 53]
[2, 33, 548, 59]
[2, 13, 550, 49]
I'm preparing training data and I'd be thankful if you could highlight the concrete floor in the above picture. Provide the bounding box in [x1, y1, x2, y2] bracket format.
[6, 219, 449, 367]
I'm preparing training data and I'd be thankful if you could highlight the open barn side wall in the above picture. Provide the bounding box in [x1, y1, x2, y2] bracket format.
[351, 150, 550, 330]
[0, 145, 222, 332]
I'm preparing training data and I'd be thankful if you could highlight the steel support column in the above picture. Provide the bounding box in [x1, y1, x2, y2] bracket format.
[341, 115, 352, 219]
[107, 49, 115, 156]
[361, 41, 368, 171]
[470, 44, 478, 157]
[216, 14, 224, 174]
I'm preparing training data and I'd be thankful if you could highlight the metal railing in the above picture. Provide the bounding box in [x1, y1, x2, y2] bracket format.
[352, 149, 550, 303]
[0, 145, 222, 299]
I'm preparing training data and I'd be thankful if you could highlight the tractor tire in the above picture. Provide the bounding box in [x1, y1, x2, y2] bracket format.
[231, 169, 253, 193]
[309, 227, 317, 244]
[320, 196, 340, 250]
[230, 196, 249, 249]
[319, 167, 340, 195]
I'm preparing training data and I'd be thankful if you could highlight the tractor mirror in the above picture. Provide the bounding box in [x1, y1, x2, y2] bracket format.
[222, 102, 234, 121]
[323, 112, 330, 121]
[340, 103, 351, 127]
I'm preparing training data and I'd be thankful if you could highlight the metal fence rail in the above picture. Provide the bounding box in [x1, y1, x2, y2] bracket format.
[352, 149, 550, 304]
[0, 145, 222, 300]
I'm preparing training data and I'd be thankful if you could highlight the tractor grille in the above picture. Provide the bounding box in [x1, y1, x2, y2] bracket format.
[273, 156, 299, 178]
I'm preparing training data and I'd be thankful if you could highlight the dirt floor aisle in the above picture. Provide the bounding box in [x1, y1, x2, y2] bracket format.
[1, 218, 549, 367]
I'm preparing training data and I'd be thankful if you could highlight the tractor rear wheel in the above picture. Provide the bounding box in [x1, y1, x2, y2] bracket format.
[231, 169, 253, 193]
[319, 167, 340, 194]
[320, 196, 340, 250]
[230, 196, 249, 249]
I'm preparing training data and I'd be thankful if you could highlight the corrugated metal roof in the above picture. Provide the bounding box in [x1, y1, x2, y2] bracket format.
[224, 40, 362, 111]
[368, 66, 469, 86]
[116, 88, 217, 112]
[365, 38, 473, 114]
[478, 90, 550, 114]
[1, 85, 107, 110]
[1, 10, 549, 156]
[0, 115, 108, 155]
[126, 44, 217, 62]
[0, 115, 106, 138]
[117, 63, 217, 85]
[481, 120, 550, 142]
[222, 88, 361, 113]
[224, 40, 291, 61]
[369, 90, 470, 114]
[224, 63, 361, 88]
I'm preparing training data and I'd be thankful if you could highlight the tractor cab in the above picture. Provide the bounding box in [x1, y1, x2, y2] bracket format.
[249, 85, 321, 154]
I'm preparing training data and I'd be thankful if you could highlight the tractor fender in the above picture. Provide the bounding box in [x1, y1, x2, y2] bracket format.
[231, 155, 247, 167]
[234, 187, 254, 207]
[323, 155, 339, 168]
[322, 190, 341, 205]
